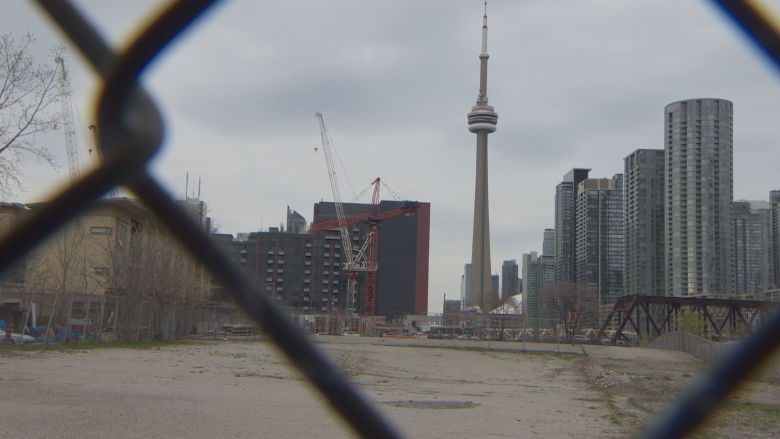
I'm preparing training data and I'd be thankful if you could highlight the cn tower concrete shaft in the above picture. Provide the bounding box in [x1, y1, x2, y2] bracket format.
[470, 131, 492, 310]
[467, 2, 498, 311]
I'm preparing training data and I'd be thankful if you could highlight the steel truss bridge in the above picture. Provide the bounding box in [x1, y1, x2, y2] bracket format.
[597, 295, 780, 343]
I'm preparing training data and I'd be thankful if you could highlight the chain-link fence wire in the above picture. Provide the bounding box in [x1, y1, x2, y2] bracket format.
[0, 0, 776, 438]
[646, 332, 741, 365]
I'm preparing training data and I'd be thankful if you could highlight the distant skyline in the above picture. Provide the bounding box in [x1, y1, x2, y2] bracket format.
[2, 1, 780, 313]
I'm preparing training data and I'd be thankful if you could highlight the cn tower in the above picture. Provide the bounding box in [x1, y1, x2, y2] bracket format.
[468, 1, 498, 311]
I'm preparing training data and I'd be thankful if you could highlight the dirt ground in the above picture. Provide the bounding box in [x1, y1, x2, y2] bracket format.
[0, 340, 777, 438]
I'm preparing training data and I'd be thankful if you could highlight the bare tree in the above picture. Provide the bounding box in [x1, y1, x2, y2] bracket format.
[0, 33, 62, 199]
[100, 223, 209, 340]
[21, 221, 89, 334]
[488, 293, 522, 341]
[541, 282, 597, 342]
[40, 221, 87, 295]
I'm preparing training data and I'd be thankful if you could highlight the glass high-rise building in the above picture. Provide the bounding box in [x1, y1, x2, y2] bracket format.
[542, 229, 555, 257]
[522, 251, 554, 319]
[575, 175, 624, 323]
[732, 201, 773, 296]
[665, 99, 733, 296]
[501, 259, 519, 301]
[555, 168, 591, 283]
[461, 263, 472, 309]
[623, 149, 666, 297]
[771, 190, 780, 289]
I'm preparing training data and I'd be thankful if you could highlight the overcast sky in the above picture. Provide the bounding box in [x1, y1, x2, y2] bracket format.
[3, 1, 780, 312]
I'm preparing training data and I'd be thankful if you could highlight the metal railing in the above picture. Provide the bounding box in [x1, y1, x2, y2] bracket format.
[0, 1, 776, 438]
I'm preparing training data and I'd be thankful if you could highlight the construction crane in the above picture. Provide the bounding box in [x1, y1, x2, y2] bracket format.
[309, 178, 420, 316]
[88, 124, 119, 198]
[314, 112, 359, 311]
[55, 56, 79, 183]
[55, 56, 118, 198]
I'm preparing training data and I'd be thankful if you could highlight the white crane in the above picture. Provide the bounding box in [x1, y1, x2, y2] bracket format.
[315, 112, 355, 268]
[55, 56, 79, 183]
[55, 56, 118, 198]
[314, 112, 359, 312]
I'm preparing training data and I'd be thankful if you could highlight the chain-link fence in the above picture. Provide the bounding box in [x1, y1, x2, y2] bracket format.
[0, 1, 778, 438]
[646, 331, 780, 378]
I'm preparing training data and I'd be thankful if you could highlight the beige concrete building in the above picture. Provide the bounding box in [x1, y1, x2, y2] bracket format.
[1, 198, 157, 296]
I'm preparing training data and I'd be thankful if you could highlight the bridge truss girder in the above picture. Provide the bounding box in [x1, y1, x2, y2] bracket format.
[597, 295, 780, 343]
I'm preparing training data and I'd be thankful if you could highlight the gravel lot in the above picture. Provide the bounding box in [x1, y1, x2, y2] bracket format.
[2, 339, 762, 439]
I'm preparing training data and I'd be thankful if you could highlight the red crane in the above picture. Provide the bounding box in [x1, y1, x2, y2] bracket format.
[309, 178, 419, 316]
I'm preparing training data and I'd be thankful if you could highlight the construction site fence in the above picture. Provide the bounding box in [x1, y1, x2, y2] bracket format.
[0, 283, 240, 342]
[646, 331, 780, 378]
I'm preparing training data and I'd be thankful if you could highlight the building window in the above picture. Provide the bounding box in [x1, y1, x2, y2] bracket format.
[94, 267, 110, 275]
[90, 227, 112, 235]
[118, 223, 128, 240]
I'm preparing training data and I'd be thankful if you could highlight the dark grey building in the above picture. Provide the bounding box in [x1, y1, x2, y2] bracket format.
[312, 200, 430, 319]
[555, 168, 591, 283]
[501, 260, 519, 301]
[286, 206, 307, 234]
[212, 200, 430, 319]
[624, 149, 666, 297]
[212, 229, 314, 310]
[665, 99, 733, 296]
[176, 198, 209, 231]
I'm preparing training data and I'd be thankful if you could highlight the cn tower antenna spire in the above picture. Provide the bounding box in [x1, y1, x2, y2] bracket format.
[482, 1, 488, 53]
[477, 1, 490, 105]
[467, 1, 498, 312]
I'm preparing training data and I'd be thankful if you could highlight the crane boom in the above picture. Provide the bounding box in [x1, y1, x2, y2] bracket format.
[88, 125, 119, 198]
[55, 57, 79, 183]
[308, 202, 419, 234]
[315, 112, 355, 268]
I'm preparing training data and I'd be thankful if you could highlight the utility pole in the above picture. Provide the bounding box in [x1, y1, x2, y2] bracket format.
[443, 294, 446, 327]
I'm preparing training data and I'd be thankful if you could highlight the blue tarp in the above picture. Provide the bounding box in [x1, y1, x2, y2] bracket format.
[57, 329, 79, 342]
[30, 326, 48, 337]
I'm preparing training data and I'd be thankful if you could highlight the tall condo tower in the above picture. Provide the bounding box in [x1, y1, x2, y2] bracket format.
[467, 2, 499, 311]
[665, 99, 733, 296]
[555, 168, 591, 283]
[624, 149, 666, 297]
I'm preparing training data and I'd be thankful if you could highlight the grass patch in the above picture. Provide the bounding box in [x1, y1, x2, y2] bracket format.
[723, 400, 780, 416]
[694, 400, 780, 437]
[0, 340, 186, 354]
